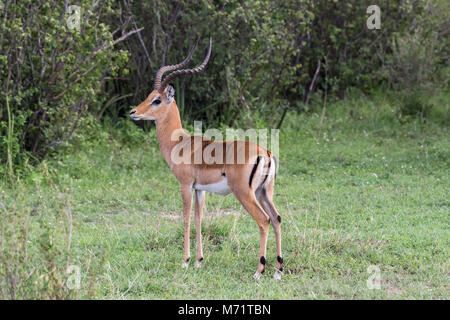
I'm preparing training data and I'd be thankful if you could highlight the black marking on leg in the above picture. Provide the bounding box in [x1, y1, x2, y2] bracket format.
[277, 256, 283, 264]
[185, 257, 190, 263]
[261, 267, 265, 274]
[198, 257, 203, 262]
[279, 267, 283, 272]
[249, 156, 262, 187]
[260, 256, 266, 265]
[277, 215, 281, 223]
[221, 172, 226, 177]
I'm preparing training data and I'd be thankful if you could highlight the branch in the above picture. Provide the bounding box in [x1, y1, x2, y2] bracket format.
[92, 27, 144, 56]
[304, 58, 321, 106]
[51, 64, 96, 101]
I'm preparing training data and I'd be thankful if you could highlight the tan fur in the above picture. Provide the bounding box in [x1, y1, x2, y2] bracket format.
[130, 87, 283, 278]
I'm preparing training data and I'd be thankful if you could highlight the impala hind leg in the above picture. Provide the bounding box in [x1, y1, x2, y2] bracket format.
[194, 190, 205, 268]
[232, 190, 271, 279]
[258, 180, 283, 279]
[180, 185, 193, 268]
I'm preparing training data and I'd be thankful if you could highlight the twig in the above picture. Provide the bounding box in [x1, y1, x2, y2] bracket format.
[123, 1, 153, 68]
[304, 59, 321, 107]
[92, 27, 144, 56]
[276, 107, 289, 129]
[51, 66, 95, 101]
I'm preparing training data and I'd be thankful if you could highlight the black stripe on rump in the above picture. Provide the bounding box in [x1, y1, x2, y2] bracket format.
[249, 156, 262, 187]
[261, 157, 272, 185]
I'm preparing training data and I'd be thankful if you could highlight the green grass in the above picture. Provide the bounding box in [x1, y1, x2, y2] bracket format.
[1, 92, 449, 299]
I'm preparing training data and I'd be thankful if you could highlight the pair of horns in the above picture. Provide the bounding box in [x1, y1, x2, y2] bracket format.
[154, 38, 212, 94]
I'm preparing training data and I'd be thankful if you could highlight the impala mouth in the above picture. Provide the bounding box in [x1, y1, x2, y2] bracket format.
[130, 114, 141, 120]
[129, 110, 141, 120]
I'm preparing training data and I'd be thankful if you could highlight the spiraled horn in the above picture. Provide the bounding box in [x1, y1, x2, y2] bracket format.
[158, 38, 212, 94]
[153, 40, 198, 91]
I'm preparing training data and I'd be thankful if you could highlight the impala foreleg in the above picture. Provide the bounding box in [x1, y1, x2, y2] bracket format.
[194, 190, 205, 267]
[181, 185, 193, 268]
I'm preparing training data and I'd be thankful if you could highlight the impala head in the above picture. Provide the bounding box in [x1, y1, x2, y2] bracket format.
[130, 38, 212, 122]
[129, 86, 177, 121]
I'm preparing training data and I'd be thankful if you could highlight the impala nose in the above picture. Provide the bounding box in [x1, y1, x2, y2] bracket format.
[130, 110, 136, 115]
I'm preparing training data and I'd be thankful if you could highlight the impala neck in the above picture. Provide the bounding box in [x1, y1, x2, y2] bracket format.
[155, 102, 187, 166]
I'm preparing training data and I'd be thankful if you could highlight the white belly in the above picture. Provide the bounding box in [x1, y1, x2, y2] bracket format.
[194, 177, 232, 195]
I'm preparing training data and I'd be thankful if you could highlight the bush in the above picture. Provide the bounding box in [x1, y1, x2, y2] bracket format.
[1, 0, 448, 171]
[382, 0, 450, 121]
[116, 0, 425, 128]
[0, 1, 129, 174]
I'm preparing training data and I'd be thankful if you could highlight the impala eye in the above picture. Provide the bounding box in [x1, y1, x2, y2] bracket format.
[153, 99, 161, 105]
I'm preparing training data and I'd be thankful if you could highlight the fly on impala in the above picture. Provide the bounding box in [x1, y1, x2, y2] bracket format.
[129, 38, 283, 279]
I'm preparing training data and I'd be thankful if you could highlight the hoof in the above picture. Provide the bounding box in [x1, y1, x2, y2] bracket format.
[273, 269, 282, 280]
[253, 272, 262, 280]
[181, 261, 189, 269]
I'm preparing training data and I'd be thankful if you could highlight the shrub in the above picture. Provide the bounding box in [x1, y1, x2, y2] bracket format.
[382, 0, 449, 121]
[0, 1, 129, 175]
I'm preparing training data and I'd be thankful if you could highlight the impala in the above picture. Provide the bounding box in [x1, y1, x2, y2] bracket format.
[129, 39, 283, 279]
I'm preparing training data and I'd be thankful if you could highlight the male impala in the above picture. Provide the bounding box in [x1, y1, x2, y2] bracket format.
[129, 39, 283, 279]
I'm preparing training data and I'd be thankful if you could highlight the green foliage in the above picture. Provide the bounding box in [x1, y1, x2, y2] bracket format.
[119, 0, 437, 128]
[1, 0, 449, 171]
[381, 0, 450, 121]
[0, 0, 129, 173]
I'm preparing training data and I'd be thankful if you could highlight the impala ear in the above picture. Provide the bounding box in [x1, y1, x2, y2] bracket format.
[166, 85, 175, 104]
